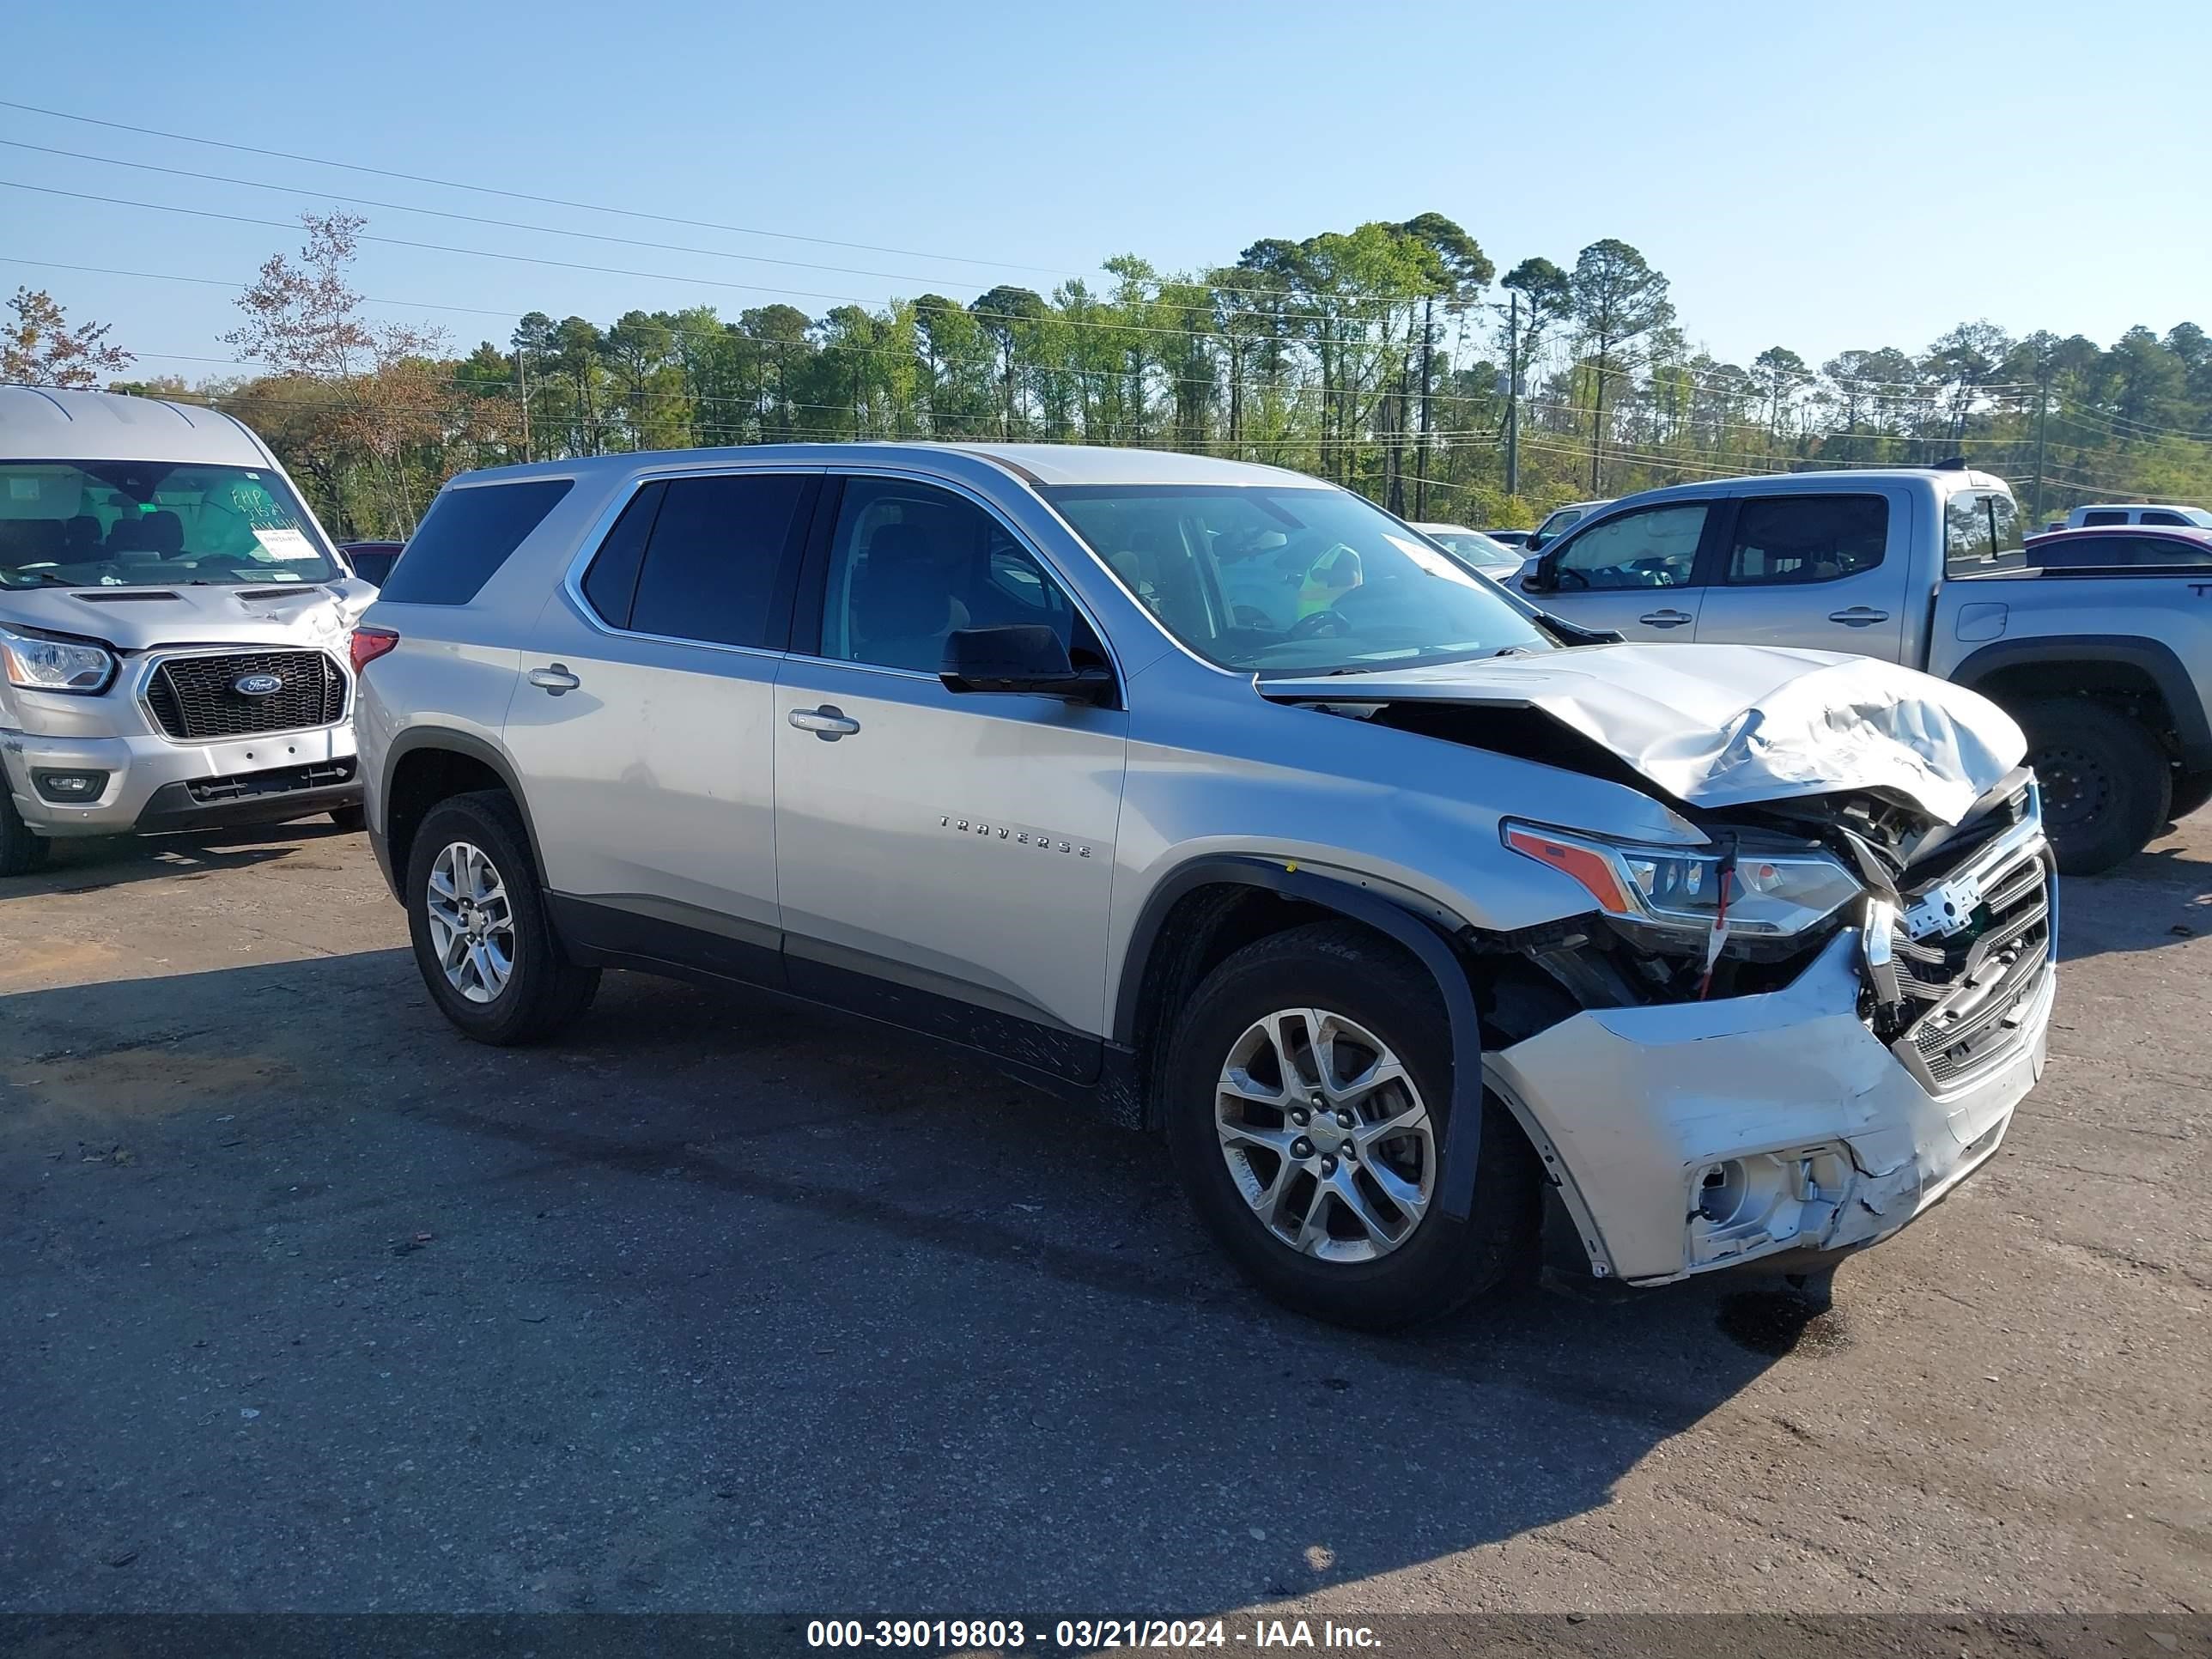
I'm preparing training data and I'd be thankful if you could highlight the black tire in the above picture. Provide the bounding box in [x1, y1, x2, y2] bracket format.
[2019, 698, 2171, 877]
[1163, 921, 1539, 1331]
[2167, 769, 2212, 824]
[327, 804, 368, 833]
[0, 781, 52, 878]
[404, 789, 599, 1045]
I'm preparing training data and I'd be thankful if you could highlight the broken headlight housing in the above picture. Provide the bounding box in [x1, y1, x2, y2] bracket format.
[1502, 819, 1864, 940]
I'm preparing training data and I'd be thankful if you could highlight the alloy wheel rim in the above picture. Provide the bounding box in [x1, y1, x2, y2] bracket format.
[423, 840, 515, 1004]
[1215, 1006, 1435, 1263]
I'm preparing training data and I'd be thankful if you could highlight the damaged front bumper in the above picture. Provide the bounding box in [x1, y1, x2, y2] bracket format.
[1485, 925, 2053, 1285]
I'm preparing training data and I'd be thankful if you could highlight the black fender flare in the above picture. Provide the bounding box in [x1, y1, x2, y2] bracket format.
[374, 726, 549, 900]
[1114, 855, 1487, 1221]
[1950, 635, 2211, 761]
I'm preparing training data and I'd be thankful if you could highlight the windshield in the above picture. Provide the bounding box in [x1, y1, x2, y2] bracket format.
[1045, 483, 1552, 674]
[1422, 529, 1525, 571]
[0, 460, 339, 589]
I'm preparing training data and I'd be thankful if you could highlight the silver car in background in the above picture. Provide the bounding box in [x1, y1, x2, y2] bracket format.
[354, 443, 2053, 1328]
[0, 389, 369, 875]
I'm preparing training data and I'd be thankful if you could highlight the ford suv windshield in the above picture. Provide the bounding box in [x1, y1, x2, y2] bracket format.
[0, 460, 338, 589]
[1045, 483, 1550, 673]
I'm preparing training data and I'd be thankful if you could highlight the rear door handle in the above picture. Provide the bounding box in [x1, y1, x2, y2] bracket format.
[1637, 609, 1693, 629]
[787, 705, 860, 739]
[1826, 606, 1891, 627]
[527, 665, 580, 695]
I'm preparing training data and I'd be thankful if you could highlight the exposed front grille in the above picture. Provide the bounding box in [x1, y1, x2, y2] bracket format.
[184, 758, 356, 803]
[144, 650, 347, 741]
[1892, 802, 2053, 1089]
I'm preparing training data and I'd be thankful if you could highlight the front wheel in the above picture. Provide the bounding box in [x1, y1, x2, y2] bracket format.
[0, 783, 51, 878]
[1163, 922, 1538, 1330]
[405, 790, 599, 1045]
[2019, 698, 2171, 877]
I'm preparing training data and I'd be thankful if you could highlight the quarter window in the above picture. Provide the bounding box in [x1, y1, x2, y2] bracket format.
[817, 477, 1090, 673]
[1944, 490, 2027, 574]
[367, 477, 572, 605]
[1725, 495, 1888, 586]
[625, 472, 812, 648]
[1552, 504, 1707, 590]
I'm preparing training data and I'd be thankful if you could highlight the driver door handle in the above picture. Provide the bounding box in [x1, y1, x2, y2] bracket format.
[527, 665, 580, 695]
[1637, 609, 1693, 629]
[788, 705, 860, 739]
[1827, 606, 1891, 626]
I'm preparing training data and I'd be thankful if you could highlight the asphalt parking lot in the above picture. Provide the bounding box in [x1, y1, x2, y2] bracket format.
[1, 816, 2206, 1616]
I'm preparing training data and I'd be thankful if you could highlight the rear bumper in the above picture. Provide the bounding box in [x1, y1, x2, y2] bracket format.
[2, 722, 359, 838]
[1487, 927, 2051, 1285]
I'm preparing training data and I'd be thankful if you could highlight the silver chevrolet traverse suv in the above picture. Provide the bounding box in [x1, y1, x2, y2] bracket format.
[356, 444, 2054, 1328]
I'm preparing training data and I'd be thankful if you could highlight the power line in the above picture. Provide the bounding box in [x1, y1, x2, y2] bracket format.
[0, 98, 1078, 280]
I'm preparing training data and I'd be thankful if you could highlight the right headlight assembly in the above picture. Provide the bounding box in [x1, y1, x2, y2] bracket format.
[0, 622, 118, 695]
[1502, 819, 1863, 940]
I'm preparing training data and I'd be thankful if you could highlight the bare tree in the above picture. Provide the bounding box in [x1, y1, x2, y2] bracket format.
[224, 213, 447, 532]
[3, 289, 133, 387]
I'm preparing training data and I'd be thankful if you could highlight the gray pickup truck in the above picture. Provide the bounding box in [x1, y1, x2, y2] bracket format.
[1516, 466, 2212, 873]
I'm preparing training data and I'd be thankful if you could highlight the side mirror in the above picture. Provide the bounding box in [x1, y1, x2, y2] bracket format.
[1521, 550, 1559, 594]
[940, 625, 1114, 705]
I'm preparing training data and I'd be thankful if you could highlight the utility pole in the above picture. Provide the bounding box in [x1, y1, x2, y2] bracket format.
[514, 347, 532, 465]
[1504, 290, 1522, 499]
[2031, 373, 2051, 526]
[1414, 292, 1435, 520]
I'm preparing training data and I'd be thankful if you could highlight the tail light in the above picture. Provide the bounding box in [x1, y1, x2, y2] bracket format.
[349, 626, 399, 676]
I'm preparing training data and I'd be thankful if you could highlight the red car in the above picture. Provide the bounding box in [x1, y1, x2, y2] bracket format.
[2022, 525, 2212, 570]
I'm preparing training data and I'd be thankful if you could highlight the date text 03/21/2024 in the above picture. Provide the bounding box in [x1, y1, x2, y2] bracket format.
[805, 1620, 1383, 1650]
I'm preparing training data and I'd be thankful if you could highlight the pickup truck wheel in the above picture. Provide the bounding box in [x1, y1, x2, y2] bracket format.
[1164, 921, 1538, 1330]
[0, 784, 51, 878]
[405, 790, 599, 1045]
[2167, 769, 2212, 823]
[2020, 698, 2171, 877]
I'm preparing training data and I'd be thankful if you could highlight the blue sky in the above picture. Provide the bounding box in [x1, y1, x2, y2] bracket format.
[5, 0, 2206, 383]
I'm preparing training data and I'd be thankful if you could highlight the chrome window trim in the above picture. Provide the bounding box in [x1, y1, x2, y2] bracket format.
[132, 643, 351, 747]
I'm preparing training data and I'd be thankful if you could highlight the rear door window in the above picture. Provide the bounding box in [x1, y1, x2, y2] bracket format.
[379, 478, 573, 605]
[626, 472, 814, 648]
[2078, 509, 2127, 526]
[1725, 495, 1888, 585]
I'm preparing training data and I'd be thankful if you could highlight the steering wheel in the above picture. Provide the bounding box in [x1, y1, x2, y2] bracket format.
[1287, 606, 1352, 641]
[1553, 563, 1590, 591]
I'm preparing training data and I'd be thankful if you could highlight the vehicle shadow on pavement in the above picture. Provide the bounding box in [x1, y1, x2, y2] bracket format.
[2055, 838, 2212, 963]
[12, 822, 352, 896]
[2, 951, 1805, 1613]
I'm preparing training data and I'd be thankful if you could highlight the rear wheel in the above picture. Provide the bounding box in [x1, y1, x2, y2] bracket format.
[405, 790, 599, 1044]
[2019, 698, 2171, 876]
[0, 783, 51, 878]
[1163, 921, 1538, 1330]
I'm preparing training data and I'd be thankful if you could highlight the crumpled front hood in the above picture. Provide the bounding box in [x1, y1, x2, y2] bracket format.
[3, 580, 374, 654]
[1262, 641, 2026, 826]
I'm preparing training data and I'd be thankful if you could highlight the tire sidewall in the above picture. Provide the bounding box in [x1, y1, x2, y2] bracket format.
[405, 795, 562, 1043]
[1164, 934, 1478, 1321]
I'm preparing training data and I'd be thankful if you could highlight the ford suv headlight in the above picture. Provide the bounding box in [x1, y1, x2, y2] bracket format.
[0, 623, 118, 695]
[1502, 819, 1863, 939]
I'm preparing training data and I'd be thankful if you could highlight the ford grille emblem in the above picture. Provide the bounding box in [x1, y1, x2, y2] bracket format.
[233, 672, 285, 697]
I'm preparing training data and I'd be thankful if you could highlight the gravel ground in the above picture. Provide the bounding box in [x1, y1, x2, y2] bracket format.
[0, 814, 2205, 1615]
